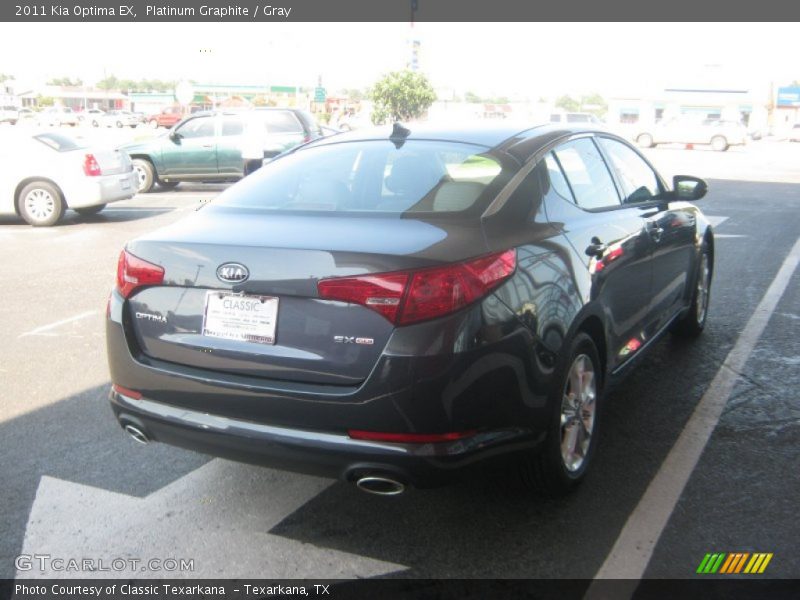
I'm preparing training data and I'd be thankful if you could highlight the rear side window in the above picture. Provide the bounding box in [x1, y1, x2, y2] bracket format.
[221, 116, 244, 136]
[176, 116, 215, 139]
[544, 153, 575, 203]
[552, 138, 620, 210]
[263, 111, 303, 133]
[598, 137, 661, 204]
[217, 140, 505, 214]
[33, 133, 83, 152]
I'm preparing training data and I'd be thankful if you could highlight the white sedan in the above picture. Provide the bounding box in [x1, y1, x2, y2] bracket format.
[0, 131, 137, 226]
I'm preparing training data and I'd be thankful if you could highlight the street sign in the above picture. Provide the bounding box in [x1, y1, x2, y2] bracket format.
[314, 86, 327, 103]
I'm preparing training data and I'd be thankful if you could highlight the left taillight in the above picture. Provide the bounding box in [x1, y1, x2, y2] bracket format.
[116, 249, 164, 299]
[83, 153, 102, 176]
[318, 249, 516, 326]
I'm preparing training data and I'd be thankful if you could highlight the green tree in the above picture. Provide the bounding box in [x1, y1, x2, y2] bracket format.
[47, 76, 83, 87]
[464, 91, 482, 103]
[1, 73, 16, 83]
[555, 94, 581, 112]
[579, 93, 607, 118]
[370, 70, 436, 125]
[37, 95, 55, 107]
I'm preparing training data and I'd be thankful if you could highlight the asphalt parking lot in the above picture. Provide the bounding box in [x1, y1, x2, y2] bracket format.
[1, 138, 798, 581]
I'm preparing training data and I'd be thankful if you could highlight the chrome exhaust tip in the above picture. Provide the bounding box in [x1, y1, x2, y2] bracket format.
[123, 424, 149, 445]
[355, 475, 406, 496]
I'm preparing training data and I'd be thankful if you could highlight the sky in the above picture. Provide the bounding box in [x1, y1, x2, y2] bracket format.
[0, 22, 797, 99]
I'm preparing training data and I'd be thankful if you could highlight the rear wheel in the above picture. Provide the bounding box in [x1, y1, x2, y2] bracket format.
[74, 204, 106, 216]
[520, 332, 602, 496]
[17, 181, 65, 227]
[157, 180, 180, 190]
[132, 158, 156, 193]
[672, 245, 712, 338]
[711, 135, 728, 152]
[148, 119, 159, 129]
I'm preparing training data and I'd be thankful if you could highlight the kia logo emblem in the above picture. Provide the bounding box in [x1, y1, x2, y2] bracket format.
[216, 263, 249, 283]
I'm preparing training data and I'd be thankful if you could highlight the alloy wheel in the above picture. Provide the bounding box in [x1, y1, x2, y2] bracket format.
[560, 354, 596, 472]
[696, 252, 710, 325]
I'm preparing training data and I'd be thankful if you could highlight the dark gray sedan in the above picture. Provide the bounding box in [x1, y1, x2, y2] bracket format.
[106, 123, 713, 496]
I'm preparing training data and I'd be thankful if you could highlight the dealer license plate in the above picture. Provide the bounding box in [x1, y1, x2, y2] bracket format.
[202, 292, 278, 345]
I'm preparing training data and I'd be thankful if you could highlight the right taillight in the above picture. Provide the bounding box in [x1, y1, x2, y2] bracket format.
[318, 250, 516, 326]
[116, 249, 164, 299]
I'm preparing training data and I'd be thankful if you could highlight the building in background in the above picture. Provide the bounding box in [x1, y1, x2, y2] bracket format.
[774, 86, 800, 128]
[607, 85, 769, 134]
[16, 86, 129, 110]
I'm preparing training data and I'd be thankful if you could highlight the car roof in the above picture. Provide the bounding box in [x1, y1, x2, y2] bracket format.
[306, 122, 618, 162]
[188, 107, 302, 119]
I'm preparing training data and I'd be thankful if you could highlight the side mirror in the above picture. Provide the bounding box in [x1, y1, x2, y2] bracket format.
[169, 131, 182, 143]
[673, 175, 707, 201]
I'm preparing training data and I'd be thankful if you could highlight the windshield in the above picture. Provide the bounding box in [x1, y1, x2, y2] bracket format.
[216, 140, 507, 214]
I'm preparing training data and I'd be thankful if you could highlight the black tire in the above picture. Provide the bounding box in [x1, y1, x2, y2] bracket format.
[17, 181, 65, 227]
[132, 158, 156, 193]
[148, 119, 159, 129]
[116, 121, 123, 128]
[710, 135, 728, 152]
[637, 133, 654, 148]
[74, 204, 106, 216]
[91, 120, 99, 128]
[157, 180, 180, 190]
[672, 244, 712, 338]
[519, 332, 602, 496]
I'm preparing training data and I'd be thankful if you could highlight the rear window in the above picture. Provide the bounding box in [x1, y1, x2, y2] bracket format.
[217, 140, 505, 214]
[262, 111, 303, 133]
[33, 133, 84, 152]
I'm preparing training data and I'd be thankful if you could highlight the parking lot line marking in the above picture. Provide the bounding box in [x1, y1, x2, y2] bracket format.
[19, 310, 98, 338]
[586, 236, 800, 589]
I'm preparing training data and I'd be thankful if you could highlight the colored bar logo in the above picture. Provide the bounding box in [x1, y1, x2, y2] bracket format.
[696, 552, 773, 574]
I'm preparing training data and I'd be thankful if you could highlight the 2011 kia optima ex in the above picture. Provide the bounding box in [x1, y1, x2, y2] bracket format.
[106, 123, 713, 496]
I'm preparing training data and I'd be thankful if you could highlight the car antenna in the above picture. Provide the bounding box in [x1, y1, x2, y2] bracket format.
[390, 122, 411, 148]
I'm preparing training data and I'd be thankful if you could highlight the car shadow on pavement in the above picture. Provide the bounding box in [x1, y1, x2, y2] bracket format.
[0, 383, 209, 579]
[270, 327, 734, 579]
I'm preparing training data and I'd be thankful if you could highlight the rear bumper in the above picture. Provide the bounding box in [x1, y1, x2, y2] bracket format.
[110, 388, 539, 487]
[66, 171, 137, 208]
[106, 283, 552, 487]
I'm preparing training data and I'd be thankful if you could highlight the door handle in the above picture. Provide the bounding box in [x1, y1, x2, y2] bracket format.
[646, 221, 664, 242]
[201, 144, 213, 148]
[585, 237, 607, 258]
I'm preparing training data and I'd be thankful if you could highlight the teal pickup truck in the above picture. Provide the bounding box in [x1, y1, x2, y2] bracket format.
[121, 108, 323, 193]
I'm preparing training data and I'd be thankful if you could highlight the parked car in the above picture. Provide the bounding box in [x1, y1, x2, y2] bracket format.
[36, 106, 79, 127]
[635, 117, 747, 151]
[0, 131, 137, 226]
[100, 110, 140, 128]
[146, 105, 186, 129]
[0, 105, 19, 124]
[107, 123, 713, 496]
[550, 112, 603, 124]
[15, 108, 37, 124]
[120, 108, 323, 193]
[789, 124, 800, 142]
[77, 108, 106, 126]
